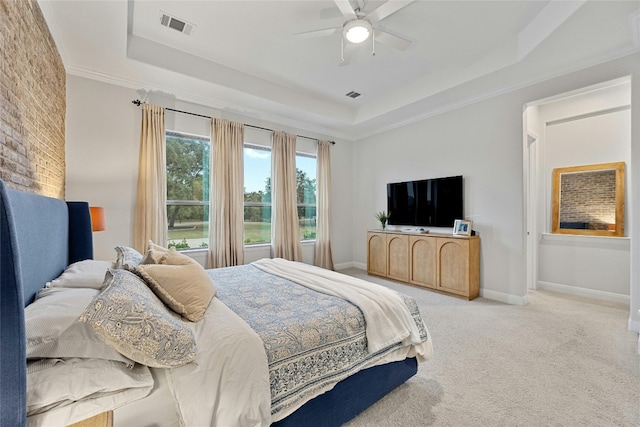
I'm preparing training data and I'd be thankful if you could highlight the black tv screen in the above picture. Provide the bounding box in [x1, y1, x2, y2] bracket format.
[387, 175, 463, 227]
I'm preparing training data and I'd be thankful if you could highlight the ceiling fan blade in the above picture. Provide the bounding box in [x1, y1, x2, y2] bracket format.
[333, 0, 357, 20]
[294, 27, 340, 39]
[374, 29, 412, 51]
[367, 0, 415, 24]
[339, 43, 357, 66]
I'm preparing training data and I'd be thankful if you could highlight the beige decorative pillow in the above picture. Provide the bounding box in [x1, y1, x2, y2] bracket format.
[135, 251, 216, 322]
[139, 240, 169, 265]
[78, 269, 197, 368]
[160, 248, 199, 265]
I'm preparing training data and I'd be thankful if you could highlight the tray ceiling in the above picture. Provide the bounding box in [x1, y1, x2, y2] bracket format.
[39, 0, 640, 140]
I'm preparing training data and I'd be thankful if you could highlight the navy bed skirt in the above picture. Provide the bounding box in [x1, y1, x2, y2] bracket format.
[272, 357, 418, 427]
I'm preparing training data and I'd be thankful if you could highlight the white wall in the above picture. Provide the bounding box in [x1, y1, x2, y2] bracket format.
[65, 75, 355, 267]
[534, 82, 631, 300]
[66, 52, 640, 333]
[351, 53, 640, 310]
[65, 78, 140, 262]
[352, 92, 526, 304]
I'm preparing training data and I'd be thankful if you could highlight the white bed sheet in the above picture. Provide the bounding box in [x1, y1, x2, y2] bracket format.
[115, 260, 432, 425]
[115, 297, 272, 427]
[114, 341, 424, 427]
[113, 367, 180, 427]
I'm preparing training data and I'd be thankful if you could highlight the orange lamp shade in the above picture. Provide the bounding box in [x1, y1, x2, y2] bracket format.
[89, 207, 106, 232]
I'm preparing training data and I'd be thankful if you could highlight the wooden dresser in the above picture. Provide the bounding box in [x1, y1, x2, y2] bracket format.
[367, 230, 480, 299]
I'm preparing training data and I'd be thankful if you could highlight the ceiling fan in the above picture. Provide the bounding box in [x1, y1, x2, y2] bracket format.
[295, 0, 415, 65]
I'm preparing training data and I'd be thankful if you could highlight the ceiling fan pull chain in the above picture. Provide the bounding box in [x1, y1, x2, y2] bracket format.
[372, 27, 376, 56]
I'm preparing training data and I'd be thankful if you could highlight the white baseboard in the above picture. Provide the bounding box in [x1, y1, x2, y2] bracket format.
[352, 262, 366, 270]
[335, 261, 366, 271]
[334, 261, 354, 271]
[537, 281, 630, 305]
[480, 289, 528, 305]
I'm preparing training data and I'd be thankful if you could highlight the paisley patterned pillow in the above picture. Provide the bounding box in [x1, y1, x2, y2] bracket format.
[114, 246, 143, 269]
[78, 269, 197, 368]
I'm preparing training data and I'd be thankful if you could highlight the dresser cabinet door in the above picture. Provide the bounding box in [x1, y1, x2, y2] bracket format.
[367, 232, 387, 276]
[437, 238, 470, 297]
[410, 236, 437, 289]
[387, 234, 409, 282]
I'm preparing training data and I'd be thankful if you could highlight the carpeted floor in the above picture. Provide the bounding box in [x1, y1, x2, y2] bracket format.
[341, 269, 640, 427]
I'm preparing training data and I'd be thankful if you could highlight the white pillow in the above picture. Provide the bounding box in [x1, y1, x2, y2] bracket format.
[46, 260, 113, 290]
[26, 287, 134, 366]
[27, 358, 153, 419]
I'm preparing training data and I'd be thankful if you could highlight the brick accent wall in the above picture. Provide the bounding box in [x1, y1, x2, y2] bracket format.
[0, 0, 66, 198]
[560, 169, 616, 229]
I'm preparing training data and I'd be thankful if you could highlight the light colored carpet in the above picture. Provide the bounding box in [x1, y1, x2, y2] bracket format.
[341, 269, 640, 427]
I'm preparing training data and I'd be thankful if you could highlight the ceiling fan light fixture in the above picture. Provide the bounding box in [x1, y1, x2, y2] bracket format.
[344, 19, 371, 44]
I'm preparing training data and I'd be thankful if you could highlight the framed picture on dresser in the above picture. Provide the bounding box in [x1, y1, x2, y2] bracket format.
[453, 219, 472, 236]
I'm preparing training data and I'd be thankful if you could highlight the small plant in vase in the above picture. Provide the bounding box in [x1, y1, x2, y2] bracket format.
[375, 211, 390, 230]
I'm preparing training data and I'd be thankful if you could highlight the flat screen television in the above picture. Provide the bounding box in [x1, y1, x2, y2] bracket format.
[387, 175, 463, 227]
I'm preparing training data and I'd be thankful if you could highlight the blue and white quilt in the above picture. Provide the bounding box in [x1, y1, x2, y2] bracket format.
[208, 261, 431, 421]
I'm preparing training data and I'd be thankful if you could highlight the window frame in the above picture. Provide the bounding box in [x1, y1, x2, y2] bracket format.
[165, 130, 211, 251]
[164, 131, 319, 249]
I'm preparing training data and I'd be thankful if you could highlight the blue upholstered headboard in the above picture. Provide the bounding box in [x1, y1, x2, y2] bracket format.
[0, 180, 94, 427]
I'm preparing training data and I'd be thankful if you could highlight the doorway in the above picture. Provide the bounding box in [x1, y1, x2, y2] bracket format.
[522, 77, 631, 301]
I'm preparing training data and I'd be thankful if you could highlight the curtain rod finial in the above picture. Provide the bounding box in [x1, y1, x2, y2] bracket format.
[132, 99, 142, 106]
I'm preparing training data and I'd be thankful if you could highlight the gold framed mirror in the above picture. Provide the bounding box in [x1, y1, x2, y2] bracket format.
[551, 162, 625, 237]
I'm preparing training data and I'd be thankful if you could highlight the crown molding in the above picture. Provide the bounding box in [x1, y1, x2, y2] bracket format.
[350, 46, 640, 140]
[64, 65, 356, 142]
[65, 42, 639, 143]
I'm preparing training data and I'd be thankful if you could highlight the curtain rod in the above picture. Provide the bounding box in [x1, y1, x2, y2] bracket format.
[131, 99, 335, 145]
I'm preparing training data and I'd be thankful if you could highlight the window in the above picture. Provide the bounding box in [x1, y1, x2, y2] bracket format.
[296, 153, 317, 240]
[243, 144, 272, 244]
[166, 131, 210, 250]
[166, 130, 317, 249]
[242, 144, 317, 245]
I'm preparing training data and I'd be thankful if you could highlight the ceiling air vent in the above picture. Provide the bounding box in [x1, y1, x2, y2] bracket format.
[160, 12, 195, 35]
[345, 91, 362, 99]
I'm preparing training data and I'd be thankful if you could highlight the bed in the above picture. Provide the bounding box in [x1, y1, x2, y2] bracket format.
[0, 179, 433, 427]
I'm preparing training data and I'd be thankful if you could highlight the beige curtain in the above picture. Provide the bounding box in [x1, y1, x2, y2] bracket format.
[271, 131, 302, 261]
[208, 118, 245, 268]
[134, 104, 167, 253]
[314, 141, 334, 270]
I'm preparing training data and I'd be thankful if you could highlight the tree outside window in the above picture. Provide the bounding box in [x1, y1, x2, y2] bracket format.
[166, 131, 210, 250]
[243, 147, 317, 245]
[296, 154, 317, 241]
[166, 134, 317, 249]
[243, 145, 272, 244]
